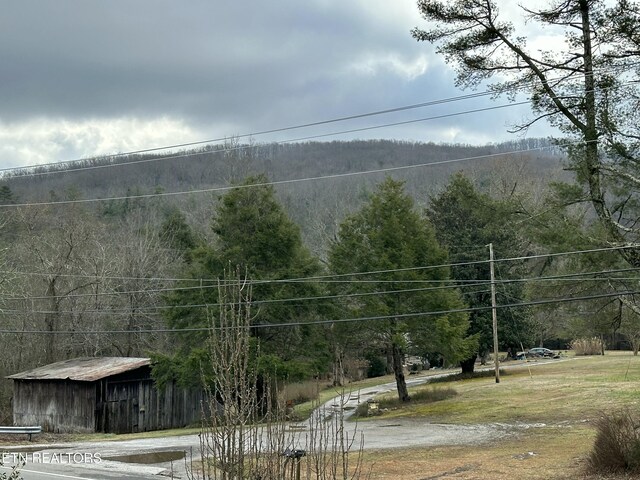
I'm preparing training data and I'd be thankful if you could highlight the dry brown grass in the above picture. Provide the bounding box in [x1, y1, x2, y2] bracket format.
[280, 380, 321, 405]
[352, 353, 640, 479]
[359, 427, 605, 480]
[572, 337, 605, 356]
[588, 409, 640, 474]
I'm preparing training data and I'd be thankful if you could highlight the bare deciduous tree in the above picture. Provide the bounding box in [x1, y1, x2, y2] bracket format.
[190, 269, 368, 480]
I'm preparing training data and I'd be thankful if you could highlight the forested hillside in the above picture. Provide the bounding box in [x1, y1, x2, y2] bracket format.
[2, 138, 563, 254]
[0, 138, 568, 420]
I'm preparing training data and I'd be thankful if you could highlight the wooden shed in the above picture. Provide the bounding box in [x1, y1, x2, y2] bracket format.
[7, 357, 202, 434]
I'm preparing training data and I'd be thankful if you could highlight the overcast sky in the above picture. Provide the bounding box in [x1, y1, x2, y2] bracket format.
[0, 1, 556, 170]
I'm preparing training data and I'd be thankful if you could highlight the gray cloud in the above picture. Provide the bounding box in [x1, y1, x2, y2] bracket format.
[0, 0, 554, 167]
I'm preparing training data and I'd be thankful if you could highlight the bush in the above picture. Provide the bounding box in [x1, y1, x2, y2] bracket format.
[354, 386, 457, 418]
[280, 380, 320, 405]
[396, 386, 457, 405]
[354, 402, 370, 418]
[428, 368, 507, 384]
[589, 410, 640, 474]
[365, 353, 387, 378]
[571, 337, 605, 356]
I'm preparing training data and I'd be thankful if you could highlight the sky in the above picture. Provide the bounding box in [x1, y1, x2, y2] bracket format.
[0, 0, 557, 170]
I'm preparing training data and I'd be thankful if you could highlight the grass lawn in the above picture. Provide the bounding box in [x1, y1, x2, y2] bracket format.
[366, 352, 640, 425]
[352, 352, 640, 479]
[292, 367, 461, 420]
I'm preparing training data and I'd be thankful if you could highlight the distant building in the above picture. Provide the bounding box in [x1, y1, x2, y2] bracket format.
[7, 357, 202, 434]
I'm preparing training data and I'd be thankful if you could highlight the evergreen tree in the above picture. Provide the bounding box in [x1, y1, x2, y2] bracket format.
[160, 207, 199, 263]
[428, 173, 533, 372]
[159, 175, 329, 386]
[329, 178, 474, 402]
[0, 185, 16, 205]
[412, 0, 640, 267]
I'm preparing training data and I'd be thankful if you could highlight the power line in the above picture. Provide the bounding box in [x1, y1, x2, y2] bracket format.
[0, 91, 501, 176]
[2, 264, 636, 316]
[0, 100, 534, 184]
[500, 267, 640, 286]
[0, 265, 636, 302]
[13, 74, 638, 185]
[0, 106, 540, 183]
[246, 246, 640, 285]
[0, 285, 495, 315]
[3, 62, 636, 179]
[0, 244, 636, 284]
[1, 288, 638, 335]
[0, 276, 488, 301]
[10, 270, 639, 315]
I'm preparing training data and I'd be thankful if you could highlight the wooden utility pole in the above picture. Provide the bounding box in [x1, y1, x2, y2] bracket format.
[489, 243, 500, 383]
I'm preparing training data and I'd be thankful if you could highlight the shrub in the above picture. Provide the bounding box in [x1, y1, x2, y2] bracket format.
[280, 380, 320, 405]
[410, 363, 423, 373]
[428, 368, 507, 384]
[354, 386, 457, 418]
[571, 337, 605, 356]
[589, 410, 640, 474]
[365, 353, 387, 378]
[394, 386, 457, 405]
[354, 402, 370, 418]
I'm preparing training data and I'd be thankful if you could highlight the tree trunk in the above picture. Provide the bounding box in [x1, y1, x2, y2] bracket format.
[44, 279, 58, 364]
[391, 342, 410, 402]
[460, 356, 476, 374]
[385, 349, 394, 374]
[332, 345, 345, 387]
[577, 1, 640, 269]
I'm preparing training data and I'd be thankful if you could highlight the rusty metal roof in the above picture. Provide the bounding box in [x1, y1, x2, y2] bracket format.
[6, 357, 151, 382]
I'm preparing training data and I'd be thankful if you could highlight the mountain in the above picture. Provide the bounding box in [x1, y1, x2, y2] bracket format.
[1, 138, 565, 254]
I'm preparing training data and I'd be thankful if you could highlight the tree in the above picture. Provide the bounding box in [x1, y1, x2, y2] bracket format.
[428, 173, 533, 372]
[329, 178, 474, 402]
[0, 185, 16, 205]
[160, 206, 200, 263]
[524, 189, 636, 347]
[619, 297, 640, 355]
[105, 211, 180, 357]
[162, 175, 329, 385]
[412, 0, 640, 267]
[192, 268, 367, 480]
[9, 204, 103, 364]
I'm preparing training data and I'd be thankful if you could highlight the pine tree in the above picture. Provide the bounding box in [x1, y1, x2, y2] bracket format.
[329, 178, 474, 402]
[160, 175, 328, 386]
[428, 173, 533, 372]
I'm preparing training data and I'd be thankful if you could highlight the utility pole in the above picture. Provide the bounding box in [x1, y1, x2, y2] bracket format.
[489, 243, 500, 383]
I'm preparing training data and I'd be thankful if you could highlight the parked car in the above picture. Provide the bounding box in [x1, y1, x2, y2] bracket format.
[527, 347, 557, 358]
[515, 348, 558, 359]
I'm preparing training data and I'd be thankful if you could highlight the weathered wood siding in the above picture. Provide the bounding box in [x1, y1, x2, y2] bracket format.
[13, 366, 202, 434]
[99, 378, 202, 433]
[13, 380, 96, 433]
[96, 367, 202, 434]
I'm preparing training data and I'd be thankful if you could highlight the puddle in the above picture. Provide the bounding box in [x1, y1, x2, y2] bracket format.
[103, 450, 185, 464]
